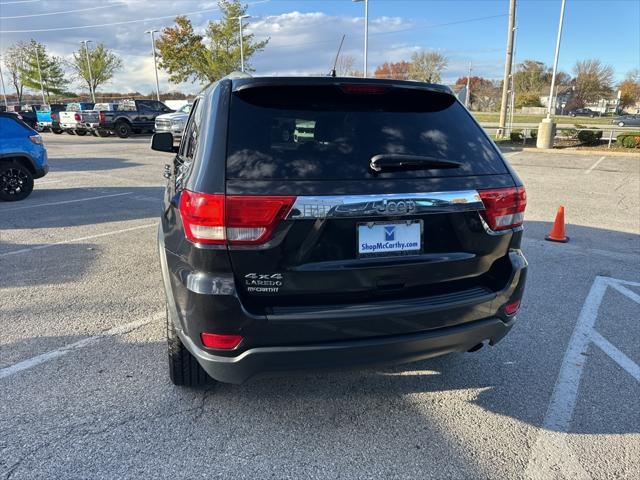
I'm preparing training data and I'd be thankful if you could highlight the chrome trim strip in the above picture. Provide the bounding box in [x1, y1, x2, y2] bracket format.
[286, 191, 483, 219]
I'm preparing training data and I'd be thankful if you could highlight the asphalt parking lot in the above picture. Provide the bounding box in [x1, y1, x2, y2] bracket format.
[1, 134, 638, 479]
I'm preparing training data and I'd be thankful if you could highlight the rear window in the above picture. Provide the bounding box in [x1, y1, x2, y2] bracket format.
[226, 85, 506, 180]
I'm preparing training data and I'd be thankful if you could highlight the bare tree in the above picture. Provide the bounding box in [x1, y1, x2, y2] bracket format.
[573, 59, 614, 104]
[408, 51, 448, 83]
[473, 80, 502, 112]
[336, 54, 358, 76]
[4, 42, 28, 106]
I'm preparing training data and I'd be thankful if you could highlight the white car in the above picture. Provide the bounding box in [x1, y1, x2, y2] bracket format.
[154, 103, 192, 140]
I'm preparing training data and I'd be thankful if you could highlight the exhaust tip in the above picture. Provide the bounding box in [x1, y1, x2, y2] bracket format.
[467, 342, 484, 353]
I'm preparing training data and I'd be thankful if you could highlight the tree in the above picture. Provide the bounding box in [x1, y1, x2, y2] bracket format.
[3, 42, 28, 106]
[336, 54, 358, 76]
[19, 40, 67, 103]
[156, 0, 269, 84]
[573, 59, 614, 104]
[407, 51, 447, 83]
[454, 76, 499, 111]
[618, 69, 640, 109]
[374, 61, 410, 80]
[69, 43, 122, 94]
[513, 60, 550, 97]
[472, 80, 501, 111]
[515, 92, 542, 108]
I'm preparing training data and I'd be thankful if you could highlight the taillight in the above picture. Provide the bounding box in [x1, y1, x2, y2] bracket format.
[74, 113, 81, 122]
[478, 187, 527, 231]
[504, 299, 521, 316]
[178, 191, 295, 245]
[98, 111, 105, 124]
[51, 113, 57, 120]
[201, 332, 243, 349]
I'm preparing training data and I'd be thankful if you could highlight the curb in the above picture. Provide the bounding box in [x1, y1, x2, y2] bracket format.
[500, 147, 640, 158]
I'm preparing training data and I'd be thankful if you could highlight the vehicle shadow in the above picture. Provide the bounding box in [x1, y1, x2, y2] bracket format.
[0, 186, 164, 230]
[47, 157, 146, 172]
[0, 242, 102, 288]
[2, 325, 637, 478]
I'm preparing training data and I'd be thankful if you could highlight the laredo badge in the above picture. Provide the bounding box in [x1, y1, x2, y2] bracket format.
[244, 273, 283, 293]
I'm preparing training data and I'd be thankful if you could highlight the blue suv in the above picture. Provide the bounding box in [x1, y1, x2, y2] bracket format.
[0, 112, 49, 201]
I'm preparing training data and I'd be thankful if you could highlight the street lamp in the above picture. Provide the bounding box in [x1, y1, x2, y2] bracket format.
[537, 0, 566, 149]
[546, 0, 566, 119]
[353, 0, 369, 77]
[80, 40, 96, 103]
[145, 30, 161, 101]
[34, 45, 46, 105]
[236, 15, 251, 72]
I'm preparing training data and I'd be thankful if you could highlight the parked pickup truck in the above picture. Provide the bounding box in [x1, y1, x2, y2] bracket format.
[36, 104, 66, 133]
[77, 103, 120, 137]
[59, 102, 95, 136]
[154, 103, 192, 141]
[96, 99, 173, 138]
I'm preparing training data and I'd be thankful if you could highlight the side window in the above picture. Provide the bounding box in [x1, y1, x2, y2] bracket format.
[178, 98, 201, 160]
[137, 101, 153, 113]
[175, 98, 201, 190]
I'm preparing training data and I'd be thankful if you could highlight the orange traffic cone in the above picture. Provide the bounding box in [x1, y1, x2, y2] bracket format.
[545, 206, 569, 243]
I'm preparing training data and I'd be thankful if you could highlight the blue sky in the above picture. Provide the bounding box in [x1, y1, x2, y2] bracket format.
[0, 0, 638, 94]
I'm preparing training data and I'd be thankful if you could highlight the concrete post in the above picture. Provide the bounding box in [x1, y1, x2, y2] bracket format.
[536, 118, 556, 149]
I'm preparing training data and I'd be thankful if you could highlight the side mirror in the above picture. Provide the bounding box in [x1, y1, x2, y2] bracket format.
[151, 132, 178, 153]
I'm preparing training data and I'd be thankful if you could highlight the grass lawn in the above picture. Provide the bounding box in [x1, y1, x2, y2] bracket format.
[472, 112, 615, 125]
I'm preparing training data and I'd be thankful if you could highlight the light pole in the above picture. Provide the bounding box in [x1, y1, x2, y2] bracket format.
[537, 0, 566, 149]
[145, 30, 161, 101]
[465, 62, 472, 107]
[34, 45, 46, 105]
[80, 40, 96, 103]
[0, 57, 8, 109]
[353, 0, 369, 77]
[235, 15, 251, 72]
[497, 0, 516, 138]
[546, 0, 566, 119]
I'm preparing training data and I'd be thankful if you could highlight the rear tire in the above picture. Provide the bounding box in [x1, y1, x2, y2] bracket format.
[167, 306, 211, 387]
[618, 122, 625, 127]
[97, 130, 110, 137]
[0, 162, 34, 202]
[75, 129, 88, 136]
[52, 128, 64, 134]
[115, 121, 132, 138]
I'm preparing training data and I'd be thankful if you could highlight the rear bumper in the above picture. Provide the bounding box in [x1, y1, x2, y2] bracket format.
[178, 316, 515, 384]
[160, 225, 527, 383]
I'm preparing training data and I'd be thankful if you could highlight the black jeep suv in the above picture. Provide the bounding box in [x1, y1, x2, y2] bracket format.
[152, 76, 528, 387]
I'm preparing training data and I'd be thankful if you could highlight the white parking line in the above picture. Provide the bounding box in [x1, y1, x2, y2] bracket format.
[525, 276, 640, 479]
[0, 192, 131, 212]
[35, 180, 64, 185]
[0, 223, 157, 258]
[591, 332, 640, 381]
[585, 156, 606, 174]
[0, 312, 163, 380]
[504, 151, 522, 158]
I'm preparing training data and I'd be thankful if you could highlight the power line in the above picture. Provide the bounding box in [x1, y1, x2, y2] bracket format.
[0, 0, 270, 34]
[0, 4, 121, 20]
[0, 9, 220, 33]
[261, 13, 508, 51]
[0, 0, 40, 4]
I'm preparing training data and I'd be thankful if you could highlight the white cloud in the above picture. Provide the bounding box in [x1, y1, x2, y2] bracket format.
[0, 2, 502, 94]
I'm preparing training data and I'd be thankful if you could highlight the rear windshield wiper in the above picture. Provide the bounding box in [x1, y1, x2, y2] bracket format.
[370, 154, 461, 172]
